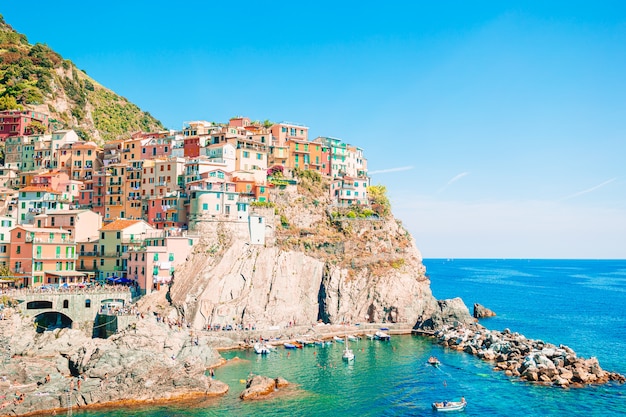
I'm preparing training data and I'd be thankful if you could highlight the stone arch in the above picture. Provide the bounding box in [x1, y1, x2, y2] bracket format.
[33, 311, 73, 333]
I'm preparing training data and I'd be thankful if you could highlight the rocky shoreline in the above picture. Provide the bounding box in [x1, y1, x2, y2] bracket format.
[428, 324, 626, 387]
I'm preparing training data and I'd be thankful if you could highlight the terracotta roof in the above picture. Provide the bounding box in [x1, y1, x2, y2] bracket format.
[18, 186, 60, 194]
[100, 219, 141, 231]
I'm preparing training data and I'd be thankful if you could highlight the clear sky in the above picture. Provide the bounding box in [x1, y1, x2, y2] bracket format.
[2, 1, 625, 259]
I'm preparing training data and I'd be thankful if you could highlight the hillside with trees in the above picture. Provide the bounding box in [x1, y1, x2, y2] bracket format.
[0, 15, 164, 142]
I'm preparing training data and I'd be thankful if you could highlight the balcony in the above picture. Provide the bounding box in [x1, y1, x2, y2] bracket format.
[78, 251, 100, 257]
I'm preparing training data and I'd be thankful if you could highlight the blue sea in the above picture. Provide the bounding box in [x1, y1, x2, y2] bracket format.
[77, 259, 626, 416]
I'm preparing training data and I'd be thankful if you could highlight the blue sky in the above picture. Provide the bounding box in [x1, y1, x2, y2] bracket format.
[2, 1, 625, 258]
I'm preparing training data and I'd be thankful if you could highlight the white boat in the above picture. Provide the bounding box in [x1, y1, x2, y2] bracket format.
[432, 399, 467, 412]
[342, 336, 355, 362]
[347, 335, 361, 342]
[333, 336, 344, 343]
[366, 334, 376, 340]
[374, 330, 390, 341]
[254, 342, 271, 354]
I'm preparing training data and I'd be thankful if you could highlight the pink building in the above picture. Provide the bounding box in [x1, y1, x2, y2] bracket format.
[0, 110, 49, 140]
[126, 232, 198, 295]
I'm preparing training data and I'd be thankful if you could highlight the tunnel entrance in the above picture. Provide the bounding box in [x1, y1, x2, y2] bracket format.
[34, 312, 73, 333]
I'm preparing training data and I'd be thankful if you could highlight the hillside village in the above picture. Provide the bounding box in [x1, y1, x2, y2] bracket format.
[0, 110, 372, 296]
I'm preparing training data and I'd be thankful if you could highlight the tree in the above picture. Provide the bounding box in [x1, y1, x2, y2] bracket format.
[0, 95, 22, 111]
[26, 120, 46, 134]
[368, 184, 391, 217]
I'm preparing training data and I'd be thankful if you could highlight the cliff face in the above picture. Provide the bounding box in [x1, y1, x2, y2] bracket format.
[169, 181, 438, 330]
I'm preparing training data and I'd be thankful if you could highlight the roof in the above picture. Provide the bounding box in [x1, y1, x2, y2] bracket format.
[14, 225, 70, 234]
[18, 186, 60, 194]
[100, 219, 142, 231]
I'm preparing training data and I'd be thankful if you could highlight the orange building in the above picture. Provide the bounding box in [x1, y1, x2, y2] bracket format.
[9, 225, 80, 288]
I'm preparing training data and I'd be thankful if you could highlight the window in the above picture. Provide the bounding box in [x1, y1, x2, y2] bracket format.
[202, 203, 208, 210]
[85, 299, 91, 308]
[169, 253, 174, 261]
[243, 151, 249, 158]
[16, 246, 20, 254]
[63, 300, 69, 308]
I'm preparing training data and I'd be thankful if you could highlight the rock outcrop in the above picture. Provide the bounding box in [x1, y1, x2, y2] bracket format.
[239, 375, 289, 400]
[0, 312, 227, 417]
[473, 303, 496, 319]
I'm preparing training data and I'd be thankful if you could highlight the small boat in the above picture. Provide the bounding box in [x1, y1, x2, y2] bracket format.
[366, 334, 376, 340]
[432, 398, 467, 412]
[333, 336, 344, 343]
[254, 342, 271, 354]
[314, 339, 324, 346]
[428, 356, 441, 367]
[342, 336, 355, 362]
[347, 335, 361, 342]
[284, 342, 297, 349]
[374, 330, 390, 341]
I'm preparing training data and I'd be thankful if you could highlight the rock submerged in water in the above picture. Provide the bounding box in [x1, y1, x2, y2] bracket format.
[240, 374, 289, 400]
[473, 303, 496, 319]
[430, 323, 626, 387]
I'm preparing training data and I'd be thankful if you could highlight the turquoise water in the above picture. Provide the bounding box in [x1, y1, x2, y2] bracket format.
[77, 259, 626, 416]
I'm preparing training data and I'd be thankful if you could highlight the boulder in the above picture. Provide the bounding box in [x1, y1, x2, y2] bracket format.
[473, 303, 497, 319]
[240, 374, 288, 400]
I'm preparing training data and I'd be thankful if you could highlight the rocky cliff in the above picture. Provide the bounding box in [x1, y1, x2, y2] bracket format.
[169, 176, 442, 331]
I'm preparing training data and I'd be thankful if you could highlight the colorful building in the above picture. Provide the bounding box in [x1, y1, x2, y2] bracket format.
[9, 225, 79, 288]
[0, 110, 49, 140]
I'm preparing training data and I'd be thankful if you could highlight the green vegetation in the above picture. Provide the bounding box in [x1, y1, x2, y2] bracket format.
[0, 17, 164, 142]
[367, 184, 391, 217]
[250, 201, 275, 208]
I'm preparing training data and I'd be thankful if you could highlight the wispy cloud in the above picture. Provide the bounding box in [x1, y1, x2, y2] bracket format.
[369, 166, 414, 175]
[559, 177, 618, 201]
[437, 172, 469, 194]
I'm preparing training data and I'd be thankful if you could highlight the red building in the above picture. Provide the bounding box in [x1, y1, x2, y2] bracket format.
[0, 110, 49, 141]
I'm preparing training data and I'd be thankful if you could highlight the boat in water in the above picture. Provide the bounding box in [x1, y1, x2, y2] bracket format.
[284, 342, 297, 349]
[254, 342, 271, 354]
[428, 356, 441, 367]
[347, 335, 361, 342]
[342, 336, 355, 362]
[333, 336, 344, 343]
[374, 330, 390, 341]
[432, 398, 467, 412]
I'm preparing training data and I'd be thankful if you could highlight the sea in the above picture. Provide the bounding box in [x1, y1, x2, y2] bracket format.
[76, 259, 626, 416]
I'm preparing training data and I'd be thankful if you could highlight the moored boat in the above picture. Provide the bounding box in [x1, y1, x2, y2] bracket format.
[333, 336, 344, 343]
[347, 335, 361, 342]
[254, 342, 271, 354]
[374, 330, 390, 341]
[342, 336, 355, 362]
[284, 342, 297, 349]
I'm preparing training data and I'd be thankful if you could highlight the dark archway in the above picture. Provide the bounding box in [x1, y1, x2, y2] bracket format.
[34, 311, 73, 333]
[27, 300, 53, 309]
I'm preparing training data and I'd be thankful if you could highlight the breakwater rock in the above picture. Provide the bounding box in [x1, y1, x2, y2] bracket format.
[240, 375, 289, 400]
[0, 311, 228, 417]
[433, 324, 626, 387]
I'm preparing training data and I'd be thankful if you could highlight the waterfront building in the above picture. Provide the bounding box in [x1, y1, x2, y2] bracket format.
[95, 219, 156, 281]
[9, 225, 79, 288]
[126, 230, 198, 294]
